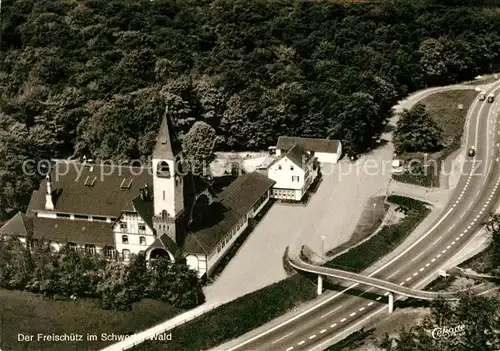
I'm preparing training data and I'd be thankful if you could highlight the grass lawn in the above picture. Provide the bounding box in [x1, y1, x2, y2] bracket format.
[131, 196, 429, 351]
[393, 89, 478, 187]
[459, 245, 495, 273]
[325, 196, 389, 258]
[0, 289, 183, 351]
[131, 275, 317, 351]
[324, 196, 430, 272]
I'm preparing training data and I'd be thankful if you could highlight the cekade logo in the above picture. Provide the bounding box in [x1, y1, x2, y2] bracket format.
[431, 324, 467, 339]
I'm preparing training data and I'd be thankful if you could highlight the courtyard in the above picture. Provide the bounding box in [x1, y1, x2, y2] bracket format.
[204, 137, 394, 303]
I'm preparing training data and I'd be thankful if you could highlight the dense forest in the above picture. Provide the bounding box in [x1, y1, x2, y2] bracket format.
[1, 0, 500, 219]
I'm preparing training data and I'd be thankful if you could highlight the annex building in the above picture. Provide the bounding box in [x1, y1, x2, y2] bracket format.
[0, 113, 275, 278]
[275, 136, 342, 164]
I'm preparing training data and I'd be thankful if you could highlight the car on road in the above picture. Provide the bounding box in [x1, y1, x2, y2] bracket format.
[468, 147, 476, 157]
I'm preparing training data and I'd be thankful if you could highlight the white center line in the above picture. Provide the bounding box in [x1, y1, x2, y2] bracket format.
[330, 323, 337, 328]
[286, 347, 294, 351]
[309, 335, 316, 340]
[349, 312, 356, 317]
[340, 318, 347, 322]
[320, 329, 327, 334]
[298, 340, 305, 346]
[367, 302, 374, 306]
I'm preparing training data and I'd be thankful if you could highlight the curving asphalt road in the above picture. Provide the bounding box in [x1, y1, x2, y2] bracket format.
[216, 80, 500, 351]
[287, 255, 490, 301]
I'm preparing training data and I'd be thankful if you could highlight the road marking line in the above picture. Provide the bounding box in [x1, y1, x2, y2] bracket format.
[442, 249, 447, 253]
[411, 250, 427, 262]
[330, 323, 337, 328]
[286, 347, 294, 351]
[359, 307, 365, 311]
[349, 312, 356, 317]
[386, 269, 401, 278]
[298, 340, 305, 346]
[384, 292, 389, 296]
[320, 305, 343, 319]
[367, 302, 374, 306]
[406, 277, 412, 282]
[413, 272, 418, 276]
[451, 241, 456, 245]
[431, 258, 436, 262]
[264, 82, 500, 351]
[400, 282, 405, 285]
[309, 335, 316, 340]
[376, 297, 382, 301]
[447, 245, 451, 249]
[272, 332, 294, 344]
[420, 268, 424, 272]
[320, 329, 327, 334]
[340, 318, 347, 322]
[437, 254, 442, 258]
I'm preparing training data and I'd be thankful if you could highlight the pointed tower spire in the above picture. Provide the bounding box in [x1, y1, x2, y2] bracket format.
[153, 106, 182, 160]
[45, 173, 54, 211]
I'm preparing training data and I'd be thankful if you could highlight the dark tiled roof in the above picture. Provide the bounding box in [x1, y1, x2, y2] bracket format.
[218, 172, 275, 216]
[27, 161, 153, 217]
[132, 196, 154, 230]
[183, 172, 275, 254]
[182, 205, 240, 254]
[0, 212, 33, 237]
[285, 144, 311, 170]
[153, 111, 182, 159]
[149, 234, 179, 255]
[32, 217, 114, 246]
[277, 136, 340, 153]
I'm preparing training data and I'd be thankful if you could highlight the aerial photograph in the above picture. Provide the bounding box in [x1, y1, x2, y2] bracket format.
[1, 0, 500, 350]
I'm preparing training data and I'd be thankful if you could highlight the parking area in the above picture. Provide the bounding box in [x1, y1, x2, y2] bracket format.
[204, 138, 394, 303]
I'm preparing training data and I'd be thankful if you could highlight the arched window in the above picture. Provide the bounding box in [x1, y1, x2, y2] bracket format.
[157, 161, 171, 178]
[85, 244, 96, 255]
[139, 236, 146, 245]
[162, 210, 168, 220]
[122, 235, 128, 244]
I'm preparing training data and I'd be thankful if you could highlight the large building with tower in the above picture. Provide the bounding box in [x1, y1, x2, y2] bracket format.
[0, 112, 275, 277]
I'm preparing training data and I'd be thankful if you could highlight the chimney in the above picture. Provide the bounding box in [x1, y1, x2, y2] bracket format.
[45, 174, 54, 211]
[139, 188, 145, 201]
[144, 183, 149, 199]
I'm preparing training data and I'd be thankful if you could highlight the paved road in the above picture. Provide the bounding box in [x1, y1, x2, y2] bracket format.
[216, 81, 500, 351]
[288, 254, 494, 301]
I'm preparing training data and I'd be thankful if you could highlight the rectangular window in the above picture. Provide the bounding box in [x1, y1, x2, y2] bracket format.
[85, 244, 96, 254]
[292, 176, 300, 182]
[139, 223, 146, 231]
[68, 242, 77, 250]
[57, 213, 71, 218]
[93, 216, 107, 222]
[74, 214, 89, 220]
[163, 191, 166, 200]
[140, 236, 146, 245]
[122, 235, 128, 244]
[120, 222, 127, 230]
[104, 247, 115, 258]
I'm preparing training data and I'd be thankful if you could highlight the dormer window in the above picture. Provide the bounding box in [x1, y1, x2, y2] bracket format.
[157, 161, 171, 178]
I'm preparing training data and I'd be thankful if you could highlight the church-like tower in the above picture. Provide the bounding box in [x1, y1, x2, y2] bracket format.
[152, 108, 184, 244]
